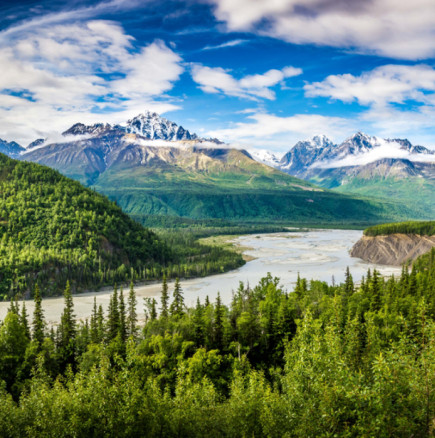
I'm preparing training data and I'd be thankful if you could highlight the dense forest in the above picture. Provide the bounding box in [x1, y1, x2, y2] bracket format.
[364, 220, 435, 237]
[0, 154, 244, 301]
[0, 248, 433, 436]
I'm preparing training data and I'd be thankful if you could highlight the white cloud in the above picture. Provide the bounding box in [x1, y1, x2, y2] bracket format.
[314, 138, 435, 169]
[207, 112, 354, 152]
[303, 64, 435, 148]
[202, 39, 247, 51]
[305, 64, 435, 106]
[0, 20, 183, 145]
[191, 64, 302, 100]
[210, 0, 435, 60]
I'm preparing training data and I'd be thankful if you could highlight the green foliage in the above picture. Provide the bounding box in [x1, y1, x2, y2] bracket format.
[0, 154, 170, 300]
[365, 220, 435, 236]
[0, 250, 434, 435]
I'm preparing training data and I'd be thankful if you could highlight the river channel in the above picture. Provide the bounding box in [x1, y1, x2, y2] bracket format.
[0, 229, 402, 325]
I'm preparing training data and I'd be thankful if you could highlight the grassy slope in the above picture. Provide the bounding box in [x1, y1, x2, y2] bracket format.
[311, 175, 435, 219]
[93, 161, 415, 225]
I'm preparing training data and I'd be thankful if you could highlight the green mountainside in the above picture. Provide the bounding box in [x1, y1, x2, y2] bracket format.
[0, 153, 171, 299]
[23, 134, 418, 225]
[308, 159, 435, 218]
[0, 154, 245, 300]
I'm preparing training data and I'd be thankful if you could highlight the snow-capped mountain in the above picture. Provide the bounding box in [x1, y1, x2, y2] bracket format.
[271, 132, 435, 178]
[125, 111, 198, 141]
[279, 134, 335, 174]
[0, 139, 25, 158]
[248, 149, 281, 167]
[60, 111, 211, 142]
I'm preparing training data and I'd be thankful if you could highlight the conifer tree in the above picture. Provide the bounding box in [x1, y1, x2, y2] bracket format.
[90, 297, 99, 344]
[20, 301, 30, 340]
[32, 284, 45, 347]
[59, 281, 76, 365]
[127, 281, 138, 338]
[160, 274, 169, 318]
[193, 298, 204, 347]
[150, 298, 157, 321]
[344, 266, 354, 295]
[107, 285, 120, 341]
[213, 293, 224, 350]
[170, 278, 184, 317]
[97, 305, 105, 342]
[119, 288, 127, 341]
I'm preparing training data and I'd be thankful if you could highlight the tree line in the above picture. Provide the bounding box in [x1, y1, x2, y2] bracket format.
[364, 220, 435, 237]
[0, 248, 433, 436]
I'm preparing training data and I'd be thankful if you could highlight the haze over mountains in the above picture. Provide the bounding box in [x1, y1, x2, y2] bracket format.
[0, 111, 433, 221]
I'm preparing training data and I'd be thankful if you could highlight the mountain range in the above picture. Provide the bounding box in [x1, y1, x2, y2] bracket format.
[250, 132, 435, 217]
[0, 112, 431, 224]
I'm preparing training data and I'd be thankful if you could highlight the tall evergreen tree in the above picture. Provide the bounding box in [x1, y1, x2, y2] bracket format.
[170, 278, 184, 317]
[160, 274, 169, 318]
[32, 284, 45, 348]
[150, 298, 157, 321]
[107, 285, 120, 341]
[97, 305, 105, 342]
[119, 288, 127, 341]
[90, 297, 99, 344]
[344, 266, 354, 295]
[213, 293, 224, 351]
[20, 301, 30, 340]
[193, 298, 204, 347]
[59, 281, 76, 365]
[127, 281, 138, 338]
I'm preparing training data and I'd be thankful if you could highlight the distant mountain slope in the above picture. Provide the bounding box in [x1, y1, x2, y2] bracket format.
[0, 139, 25, 158]
[0, 153, 171, 300]
[20, 114, 417, 224]
[265, 132, 435, 218]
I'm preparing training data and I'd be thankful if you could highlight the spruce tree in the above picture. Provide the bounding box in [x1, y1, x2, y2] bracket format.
[90, 297, 99, 344]
[150, 298, 157, 321]
[344, 266, 354, 295]
[20, 301, 30, 340]
[97, 305, 105, 342]
[193, 298, 204, 347]
[127, 281, 138, 338]
[107, 285, 120, 341]
[160, 274, 169, 318]
[213, 293, 224, 351]
[59, 281, 76, 365]
[32, 284, 45, 348]
[170, 278, 184, 317]
[119, 288, 127, 341]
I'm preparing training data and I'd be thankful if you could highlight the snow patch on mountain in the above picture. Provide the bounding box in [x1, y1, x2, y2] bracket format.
[248, 149, 281, 167]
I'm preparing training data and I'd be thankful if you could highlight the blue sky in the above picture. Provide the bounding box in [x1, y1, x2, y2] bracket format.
[1, 0, 435, 153]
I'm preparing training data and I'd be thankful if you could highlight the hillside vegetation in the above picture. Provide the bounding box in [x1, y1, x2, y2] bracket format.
[0, 154, 244, 300]
[0, 248, 433, 436]
[364, 220, 435, 237]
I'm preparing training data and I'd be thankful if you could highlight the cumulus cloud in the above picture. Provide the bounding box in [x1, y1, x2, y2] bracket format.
[0, 20, 183, 145]
[305, 64, 435, 106]
[206, 112, 354, 151]
[303, 64, 435, 146]
[210, 0, 435, 60]
[191, 64, 302, 100]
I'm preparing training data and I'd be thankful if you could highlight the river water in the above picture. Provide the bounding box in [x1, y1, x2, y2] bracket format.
[0, 229, 402, 325]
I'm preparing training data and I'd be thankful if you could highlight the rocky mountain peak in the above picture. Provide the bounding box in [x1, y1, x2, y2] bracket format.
[125, 112, 198, 141]
[0, 139, 25, 158]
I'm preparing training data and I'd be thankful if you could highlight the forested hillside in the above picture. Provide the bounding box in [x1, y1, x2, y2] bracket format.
[0, 249, 433, 436]
[0, 154, 244, 300]
[364, 220, 435, 236]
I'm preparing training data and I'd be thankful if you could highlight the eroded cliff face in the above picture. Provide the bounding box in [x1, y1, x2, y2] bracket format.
[351, 233, 435, 265]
